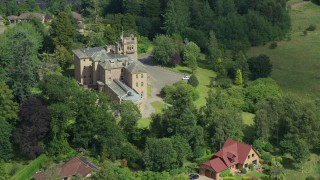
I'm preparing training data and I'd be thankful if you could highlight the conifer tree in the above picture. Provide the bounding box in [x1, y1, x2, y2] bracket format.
[234, 69, 243, 85]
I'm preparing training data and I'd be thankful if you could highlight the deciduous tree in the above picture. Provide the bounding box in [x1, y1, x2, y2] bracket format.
[143, 138, 178, 171]
[248, 54, 273, 80]
[183, 42, 200, 72]
[153, 35, 176, 65]
[14, 97, 50, 159]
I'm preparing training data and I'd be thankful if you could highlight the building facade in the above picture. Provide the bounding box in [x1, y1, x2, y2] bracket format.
[73, 35, 147, 110]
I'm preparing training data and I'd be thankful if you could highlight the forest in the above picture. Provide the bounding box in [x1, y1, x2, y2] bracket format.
[0, 0, 320, 180]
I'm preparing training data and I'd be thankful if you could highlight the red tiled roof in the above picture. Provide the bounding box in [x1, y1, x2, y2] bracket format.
[59, 157, 96, 178]
[202, 157, 228, 172]
[33, 171, 44, 180]
[200, 138, 258, 173]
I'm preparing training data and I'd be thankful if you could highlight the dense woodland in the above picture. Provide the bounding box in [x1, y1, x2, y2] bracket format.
[0, 0, 320, 179]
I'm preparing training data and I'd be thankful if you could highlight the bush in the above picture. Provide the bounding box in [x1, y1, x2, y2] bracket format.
[303, 30, 308, 36]
[306, 24, 316, 31]
[306, 176, 315, 180]
[138, 36, 151, 54]
[269, 42, 278, 49]
[249, 163, 254, 171]
[187, 74, 199, 87]
[220, 169, 231, 177]
[216, 77, 232, 89]
[240, 168, 247, 174]
[224, 177, 236, 180]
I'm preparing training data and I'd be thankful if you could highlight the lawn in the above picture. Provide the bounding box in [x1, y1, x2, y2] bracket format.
[166, 55, 217, 108]
[10, 154, 48, 180]
[242, 112, 255, 126]
[247, 2, 320, 98]
[282, 152, 320, 180]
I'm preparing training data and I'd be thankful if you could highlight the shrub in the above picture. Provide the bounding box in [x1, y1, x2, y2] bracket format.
[306, 24, 316, 31]
[240, 168, 247, 174]
[224, 177, 236, 180]
[269, 42, 278, 49]
[303, 30, 308, 36]
[306, 176, 315, 180]
[187, 74, 199, 87]
[249, 163, 254, 171]
[216, 77, 232, 89]
[220, 169, 231, 177]
[138, 36, 151, 54]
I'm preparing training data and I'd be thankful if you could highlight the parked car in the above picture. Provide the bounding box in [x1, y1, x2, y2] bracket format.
[189, 173, 199, 180]
[182, 75, 190, 80]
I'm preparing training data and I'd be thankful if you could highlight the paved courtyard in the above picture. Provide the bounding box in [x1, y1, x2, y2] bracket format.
[137, 54, 183, 117]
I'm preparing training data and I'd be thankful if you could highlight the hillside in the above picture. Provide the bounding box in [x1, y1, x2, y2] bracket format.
[248, 2, 320, 98]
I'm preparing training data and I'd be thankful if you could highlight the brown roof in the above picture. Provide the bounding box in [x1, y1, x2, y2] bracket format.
[18, 12, 44, 21]
[201, 139, 259, 173]
[8, 15, 18, 20]
[202, 158, 228, 172]
[59, 157, 97, 178]
[71, 11, 84, 21]
[33, 171, 44, 180]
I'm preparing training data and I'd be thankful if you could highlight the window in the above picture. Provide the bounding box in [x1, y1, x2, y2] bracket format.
[121, 76, 124, 81]
[245, 164, 248, 168]
[141, 74, 143, 78]
[252, 154, 255, 157]
[121, 68, 124, 72]
[136, 82, 138, 87]
[141, 82, 144, 86]
[136, 74, 138, 79]
[248, 155, 250, 159]
[84, 75, 86, 78]
[141, 91, 144, 97]
[89, 74, 91, 78]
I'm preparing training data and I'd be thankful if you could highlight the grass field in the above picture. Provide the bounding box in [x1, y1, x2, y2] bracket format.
[248, 2, 320, 98]
[282, 151, 320, 180]
[167, 55, 217, 108]
[10, 154, 48, 180]
[137, 100, 167, 128]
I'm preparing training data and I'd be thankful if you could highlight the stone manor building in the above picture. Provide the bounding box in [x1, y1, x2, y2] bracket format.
[73, 35, 147, 110]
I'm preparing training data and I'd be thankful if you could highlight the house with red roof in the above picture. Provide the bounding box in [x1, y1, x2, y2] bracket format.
[33, 157, 98, 180]
[59, 157, 98, 179]
[199, 139, 260, 180]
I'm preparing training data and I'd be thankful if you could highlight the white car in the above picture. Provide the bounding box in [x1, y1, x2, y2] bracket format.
[182, 75, 190, 80]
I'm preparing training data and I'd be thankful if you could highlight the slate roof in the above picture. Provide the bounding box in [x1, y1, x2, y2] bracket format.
[73, 46, 132, 70]
[125, 62, 147, 74]
[108, 79, 142, 102]
[18, 12, 44, 21]
[71, 11, 84, 21]
[60, 157, 98, 178]
[8, 15, 18, 20]
[200, 139, 259, 173]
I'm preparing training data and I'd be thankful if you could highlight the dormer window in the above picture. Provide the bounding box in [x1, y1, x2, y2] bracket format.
[227, 152, 236, 163]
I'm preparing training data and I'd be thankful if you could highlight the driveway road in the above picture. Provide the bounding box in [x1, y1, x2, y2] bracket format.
[138, 54, 184, 96]
[137, 54, 184, 117]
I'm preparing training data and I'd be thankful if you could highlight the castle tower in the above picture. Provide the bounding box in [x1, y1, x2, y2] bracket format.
[115, 34, 138, 61]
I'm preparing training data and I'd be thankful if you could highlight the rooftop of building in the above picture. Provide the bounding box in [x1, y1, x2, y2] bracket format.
[73, 46, 144, 71]
[107, 79, 142, 102]
[201, 139, 259, 173]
